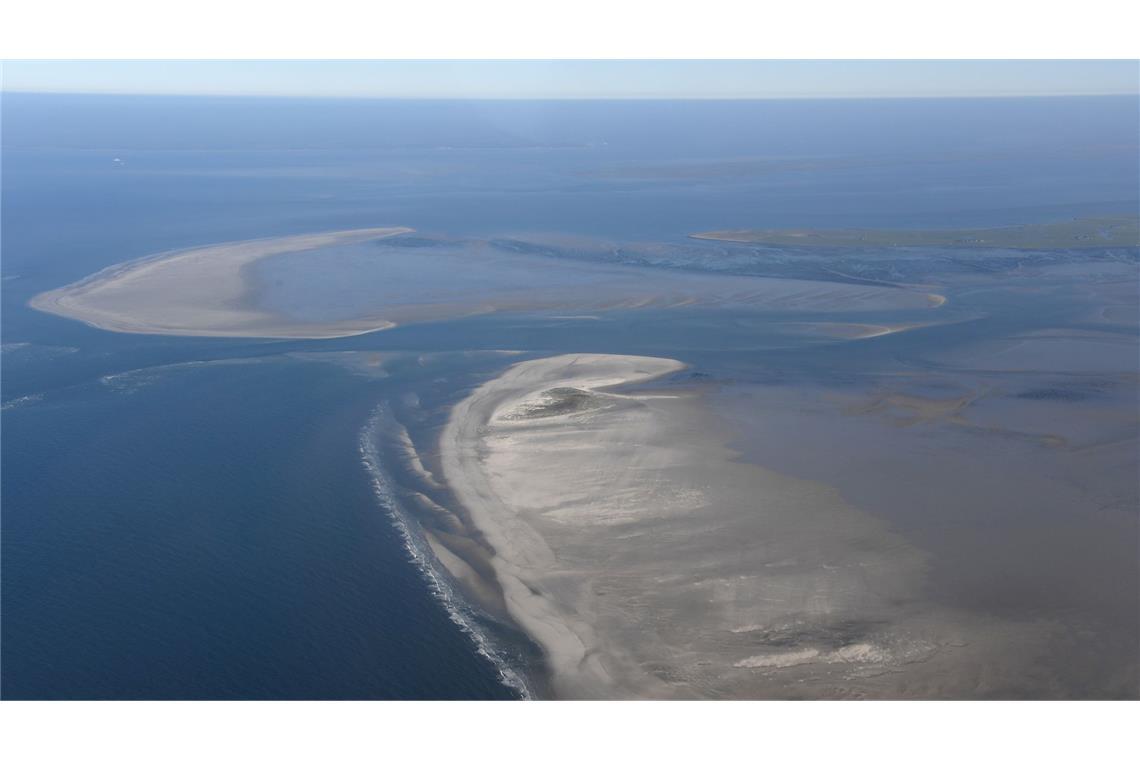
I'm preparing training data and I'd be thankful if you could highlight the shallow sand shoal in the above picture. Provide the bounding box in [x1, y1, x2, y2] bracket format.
[31, 226, 950, 341]
[438, 353, 1053, 698]
[29, 227, 413, 338]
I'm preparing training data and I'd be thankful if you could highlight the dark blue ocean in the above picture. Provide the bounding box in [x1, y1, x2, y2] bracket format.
[2, 93, 1137, 699]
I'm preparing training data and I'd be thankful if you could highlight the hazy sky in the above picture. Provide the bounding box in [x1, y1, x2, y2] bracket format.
[3, 60, 1137, 99]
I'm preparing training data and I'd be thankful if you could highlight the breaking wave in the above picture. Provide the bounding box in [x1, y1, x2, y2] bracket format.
[98, 357, 266, 394]
[357, 403, 533, 699]
[1, 393, 43, 412]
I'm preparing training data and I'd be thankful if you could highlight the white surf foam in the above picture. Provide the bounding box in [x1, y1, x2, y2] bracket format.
[357, 403, 534, 699]
[1, 393, 44, 412]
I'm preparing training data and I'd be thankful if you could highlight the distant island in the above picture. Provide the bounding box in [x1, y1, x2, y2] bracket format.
[691, 215, 1139, 250]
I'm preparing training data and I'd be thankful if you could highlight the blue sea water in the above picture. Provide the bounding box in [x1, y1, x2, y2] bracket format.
[2, 93, 1137, 699]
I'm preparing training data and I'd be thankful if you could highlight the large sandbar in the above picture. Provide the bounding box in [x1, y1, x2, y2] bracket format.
[438, 353, 1049, 698]
[29, 227, 414, 338]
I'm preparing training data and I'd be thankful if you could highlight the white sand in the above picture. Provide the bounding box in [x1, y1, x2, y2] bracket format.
[29, 227, 413, 338]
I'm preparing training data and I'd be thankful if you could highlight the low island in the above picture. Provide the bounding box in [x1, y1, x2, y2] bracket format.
[691, 215, 1139, 250]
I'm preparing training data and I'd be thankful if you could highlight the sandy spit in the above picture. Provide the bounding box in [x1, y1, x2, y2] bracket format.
[29, 227, 413, 339]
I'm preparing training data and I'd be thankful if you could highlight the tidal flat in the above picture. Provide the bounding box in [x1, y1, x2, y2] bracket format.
[431, 353, 1061, 698]
[692, 215, 1139, 250]
[28, 229, 944, 339]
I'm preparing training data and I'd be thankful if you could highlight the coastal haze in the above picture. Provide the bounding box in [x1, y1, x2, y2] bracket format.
[2, 92, 1137, 699]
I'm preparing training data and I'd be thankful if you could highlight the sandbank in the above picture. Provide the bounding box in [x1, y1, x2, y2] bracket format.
[436, 353, 1045, 698]
[29, 227, 413, 338]
[30, 227, 948, 341]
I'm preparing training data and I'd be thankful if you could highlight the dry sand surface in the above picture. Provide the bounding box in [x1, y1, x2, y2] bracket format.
[29, 227, 414, 338]
[438, 353, 1053, 698]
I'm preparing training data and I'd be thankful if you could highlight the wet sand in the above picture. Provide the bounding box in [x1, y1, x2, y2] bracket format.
[29, 227, 414, 338]
[30, 228, 947, 340]
[778, 321, 939, 340]
[437, 353, 1052, 698]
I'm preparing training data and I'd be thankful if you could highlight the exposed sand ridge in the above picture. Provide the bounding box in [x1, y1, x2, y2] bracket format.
[30, 227, 414, 338]
[434, 353, 1054, 698]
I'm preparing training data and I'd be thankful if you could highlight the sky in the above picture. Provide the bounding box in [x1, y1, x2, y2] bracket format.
[2, 60, 1137, 99]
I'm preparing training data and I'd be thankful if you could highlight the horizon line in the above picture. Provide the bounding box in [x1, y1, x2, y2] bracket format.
[4, 88, 1137, 101]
